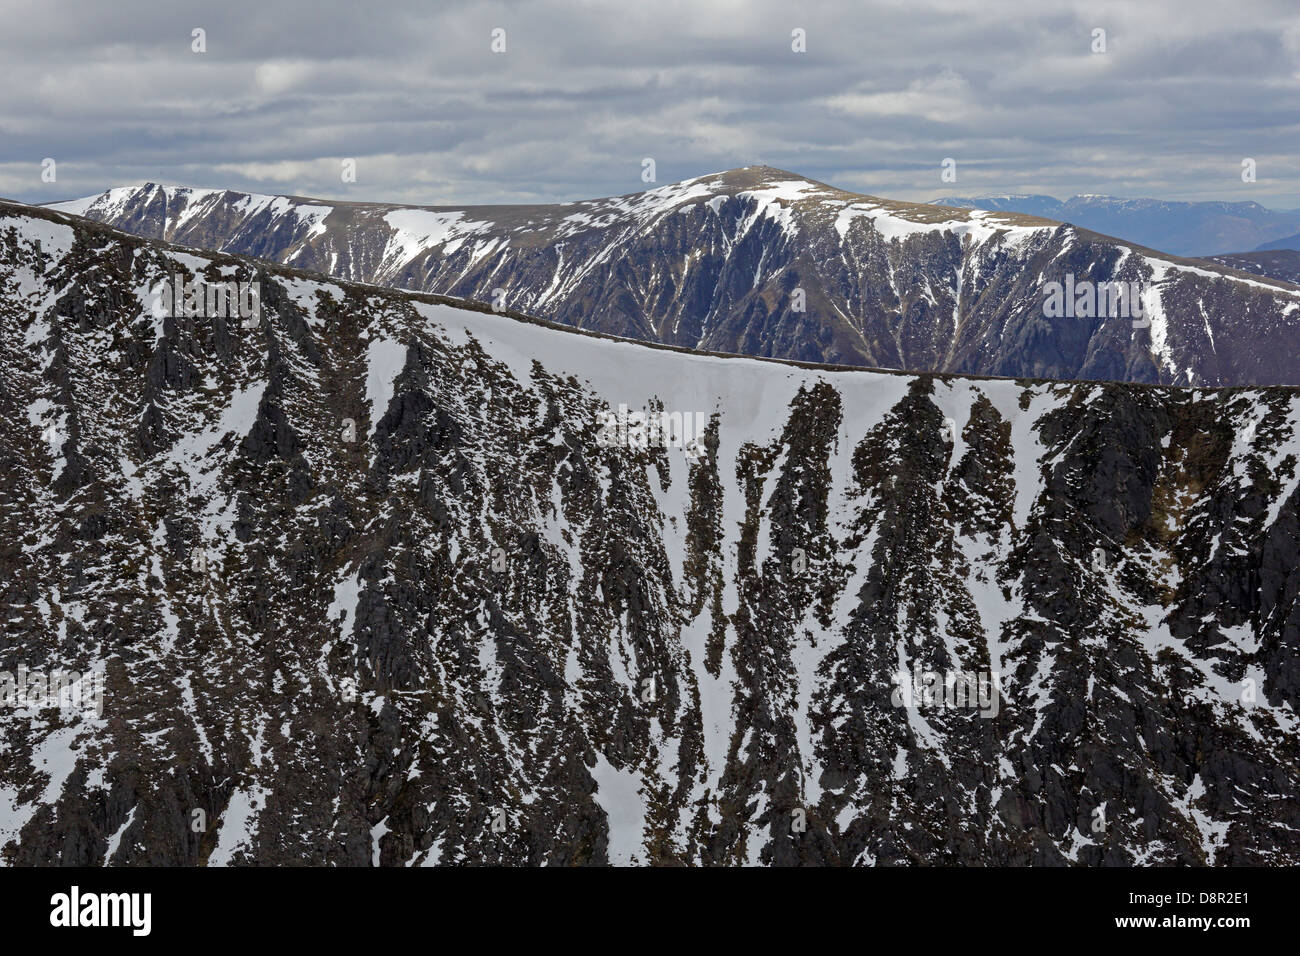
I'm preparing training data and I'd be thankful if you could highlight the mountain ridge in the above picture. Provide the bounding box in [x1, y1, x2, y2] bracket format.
[1203, 250, 1300, 288]
[16, 195, 1274, 390]
[46, 169, 1300, 389]
[1257, 232, 1300, 252]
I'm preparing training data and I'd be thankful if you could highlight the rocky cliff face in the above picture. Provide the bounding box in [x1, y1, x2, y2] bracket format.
[2, 200, 1298, 866]
[51, 168, 1300, 388]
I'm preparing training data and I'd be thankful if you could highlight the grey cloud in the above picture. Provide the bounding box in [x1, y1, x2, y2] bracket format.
[1, 0, 1296, 209]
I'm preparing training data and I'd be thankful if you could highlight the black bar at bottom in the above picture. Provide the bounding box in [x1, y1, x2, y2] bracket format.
[0, 865, 1281, 943]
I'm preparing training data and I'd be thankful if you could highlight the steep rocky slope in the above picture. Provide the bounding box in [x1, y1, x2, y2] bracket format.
[51, 169, 1300, 388]
[2, 200, 1299, 866]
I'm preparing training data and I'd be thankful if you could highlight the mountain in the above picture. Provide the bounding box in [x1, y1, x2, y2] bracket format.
[1202, 250, 1300, 286]
[49, 169, 1300, 388]
[932, 193, 1300, 258]
[1256, 232, 1300, 252]
[3, 198, 1300, 866]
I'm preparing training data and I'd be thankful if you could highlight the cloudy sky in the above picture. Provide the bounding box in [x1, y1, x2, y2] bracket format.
[2, 0, 1298, 209]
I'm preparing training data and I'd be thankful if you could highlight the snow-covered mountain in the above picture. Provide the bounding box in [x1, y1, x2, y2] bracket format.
[50, 168, 1300, 387]
[3, 198, 1299, 866]
[932, 193, 1300, 258]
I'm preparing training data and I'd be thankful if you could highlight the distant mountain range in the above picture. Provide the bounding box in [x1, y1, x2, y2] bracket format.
[931, 194, 1300, 257]
[4, 198, 1299, 864]
[48, 168, 1300, 387]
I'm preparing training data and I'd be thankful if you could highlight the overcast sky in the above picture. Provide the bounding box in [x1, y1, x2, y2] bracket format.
[2, 0, 1297, 209]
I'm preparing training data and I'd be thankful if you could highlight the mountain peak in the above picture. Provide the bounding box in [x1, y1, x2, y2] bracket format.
[682, 165, 823, 191]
